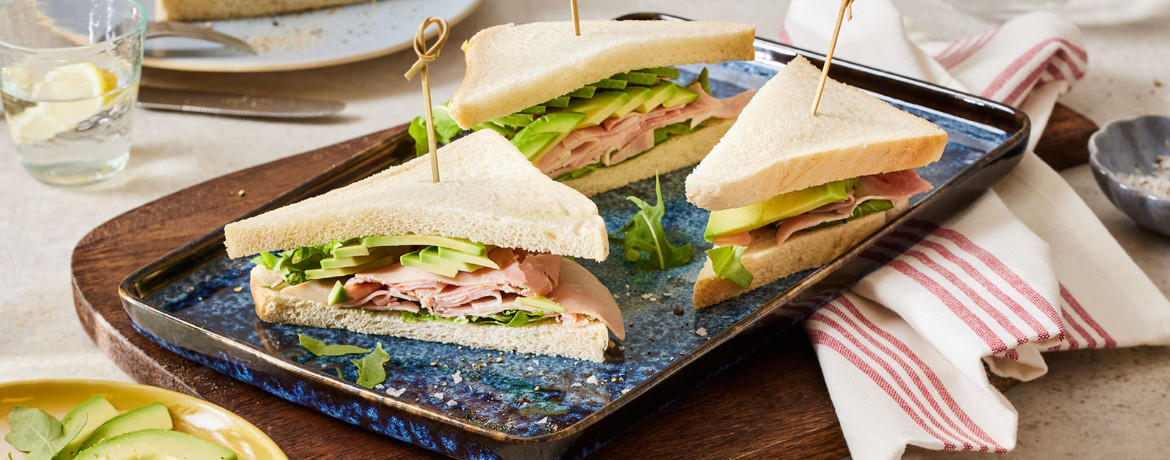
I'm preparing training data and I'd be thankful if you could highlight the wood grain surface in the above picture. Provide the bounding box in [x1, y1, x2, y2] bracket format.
[71, 104, 1097, 459]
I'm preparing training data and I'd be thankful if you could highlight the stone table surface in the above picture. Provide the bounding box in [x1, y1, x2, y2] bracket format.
[1, 0, 1167, 458]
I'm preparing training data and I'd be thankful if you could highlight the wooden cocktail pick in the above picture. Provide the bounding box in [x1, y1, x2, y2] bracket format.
[571, 0, 581, 36]
[810, 0, 856, 116]
[404, 17, 450, 183]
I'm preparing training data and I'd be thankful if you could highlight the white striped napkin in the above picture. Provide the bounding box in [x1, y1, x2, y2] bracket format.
[780, 1, 1170, 458]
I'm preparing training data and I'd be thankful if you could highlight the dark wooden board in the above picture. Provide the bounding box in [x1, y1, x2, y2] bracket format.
[71, 104, 1096, 459]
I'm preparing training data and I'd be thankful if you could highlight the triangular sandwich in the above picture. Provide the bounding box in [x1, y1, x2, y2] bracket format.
[685, 56, 947, 308]
[439, 20, 757, 196]
[225, 130, 623, 362]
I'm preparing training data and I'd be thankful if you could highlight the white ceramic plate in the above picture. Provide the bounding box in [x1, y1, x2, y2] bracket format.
[142, 0, 481, 72]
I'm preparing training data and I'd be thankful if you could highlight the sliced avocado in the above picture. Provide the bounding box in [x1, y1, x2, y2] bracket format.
[639, 66, 682, 79]
[610, 87, 653, 119]
[704, 179, 858, 241]
[472, 121, 517, 138]
[418, 246, 485, 273]
[635, 82, 679, 113]
[612, 71, 658, 86]
[492, 113, 534, 128]
[437, 246, 499, 269]
[400, 250, 458, 278]
[565, 85, 597, 98]
[516, 296, 565, 313]
[512, 131, 559, 159]
[73, 429, 237, 460]
[518, 105, 546, 115]
[362, 235, 486, 255]
[320, 253, 381, 269]
[661, 85, 700, 108]
[543, 96, 570, 108]
[58, 396, 120, 460]
[78, 403, 173, 452]
[305, 252, 403, 280]
[332, 243, 369, 259]
[510, 112, 587, 160]
[328, 280, 348, 305]
[561, 91, 630, 128]
[592, 78, 627, 90]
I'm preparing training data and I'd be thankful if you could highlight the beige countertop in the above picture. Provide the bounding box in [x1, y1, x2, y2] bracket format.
[1, 0, 1167, 457]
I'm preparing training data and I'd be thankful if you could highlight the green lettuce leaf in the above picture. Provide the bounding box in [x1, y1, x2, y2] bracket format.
[706, 245, 752, 289]
[408, 104, 463, 156]
[653, 121, 698, 145]
[399, 309, 549, 327]
[687, 67, 711, 95]
[351, 343, 391, 389]
[250, 239, 350, 286]
[610, 175, 693, 270]
[298, 334, 371, 356]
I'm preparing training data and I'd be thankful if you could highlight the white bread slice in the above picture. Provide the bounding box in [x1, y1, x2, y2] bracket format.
[562, 118, 735, 197]
[224, 130, 608, 261]
[249, 266, 611, 362]
[448, 20, 756, 128]
[693, 200, 907, 309]
[685, 56, 947, 211]
[155, 0, 364, 21]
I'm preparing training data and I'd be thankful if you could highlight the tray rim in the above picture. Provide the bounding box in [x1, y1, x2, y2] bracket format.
[117, 14, 1031, 456]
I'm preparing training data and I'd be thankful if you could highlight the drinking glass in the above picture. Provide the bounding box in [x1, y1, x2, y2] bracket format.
[0, 0, 145, 186]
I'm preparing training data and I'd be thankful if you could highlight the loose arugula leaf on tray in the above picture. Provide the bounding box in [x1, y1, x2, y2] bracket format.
[707, 245, 752, 289]
[351, 343, 391, 389]
[610, 175, 692, 270]
[298, 334, 371, 356]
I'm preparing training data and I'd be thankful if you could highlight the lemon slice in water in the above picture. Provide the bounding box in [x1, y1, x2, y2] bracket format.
[7, 63, 118, 144]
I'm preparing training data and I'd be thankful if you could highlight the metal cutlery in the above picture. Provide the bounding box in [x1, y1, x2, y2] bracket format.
[137, 87, 345, 119]
[145, 21, 256, 54]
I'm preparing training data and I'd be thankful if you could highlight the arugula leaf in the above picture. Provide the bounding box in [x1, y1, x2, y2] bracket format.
[610, 175, 693, 270]
[351, 343, 391, 389]
[808, 199, 895, 231]
[687, 68, 711, 96]
[4, 406, 84, 460]
[298, 334, 371, 356]
[707, 245, 752, 289]
[408, 104, 463, 156]
[5, 406, 61, 454]
[251, 240, 351, 286]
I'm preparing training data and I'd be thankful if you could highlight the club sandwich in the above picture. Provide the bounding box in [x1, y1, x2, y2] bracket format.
[224, 130, 624, 362]
[685, 56, 947, 309]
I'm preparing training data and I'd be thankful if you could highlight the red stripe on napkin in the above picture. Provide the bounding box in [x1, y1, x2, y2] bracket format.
[890, 231, 1056, 340]
[807, 329, 961, 450]
[907, 221, 1064, 329]
[883, 258, 1013, 355]
[937, 26, 1003, 69]
[1060, 285, 1117, 349]
[829, 297, 1006, 451]
[982, 38, 1087, 102]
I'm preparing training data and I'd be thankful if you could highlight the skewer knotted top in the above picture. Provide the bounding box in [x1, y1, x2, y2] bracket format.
[405, 17, 450, 80]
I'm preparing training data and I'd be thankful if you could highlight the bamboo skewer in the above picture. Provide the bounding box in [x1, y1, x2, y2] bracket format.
[571, 0, 581, 35]
[404, 17, 450, 183]
[811, 0, 855, 116]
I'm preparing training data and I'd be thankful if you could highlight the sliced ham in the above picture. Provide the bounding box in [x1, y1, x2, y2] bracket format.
[536, 85, 757, 178]
[330, 249, 623, 338]
[774, 170, 933, 244]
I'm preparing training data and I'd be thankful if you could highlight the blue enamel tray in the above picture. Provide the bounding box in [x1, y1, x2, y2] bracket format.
[119, 13, 1029, 460]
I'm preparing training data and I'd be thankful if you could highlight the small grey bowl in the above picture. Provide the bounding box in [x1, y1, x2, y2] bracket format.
[1088, 114, 1170, 237]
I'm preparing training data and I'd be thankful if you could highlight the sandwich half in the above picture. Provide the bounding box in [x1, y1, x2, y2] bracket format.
[435, 20, 757, 196]
[685, 56, 947, 309]
[224, 130, 624, 362]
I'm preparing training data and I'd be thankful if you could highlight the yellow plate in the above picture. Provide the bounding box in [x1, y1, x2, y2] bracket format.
[0, 379, 286, 460]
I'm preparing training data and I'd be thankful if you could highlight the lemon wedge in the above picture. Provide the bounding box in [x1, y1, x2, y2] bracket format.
[7, 63, 119, 144]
